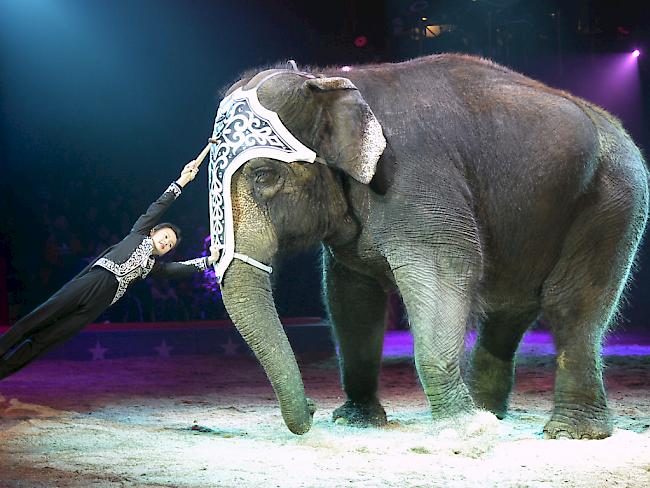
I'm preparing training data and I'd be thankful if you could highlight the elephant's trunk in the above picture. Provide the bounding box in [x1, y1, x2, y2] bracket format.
[221, 259, 313, 434]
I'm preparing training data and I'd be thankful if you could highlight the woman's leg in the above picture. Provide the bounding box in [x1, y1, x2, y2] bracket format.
[0, 278, 87, 357]
[0, 303, 107, 379]
[0, 269, 116, 379]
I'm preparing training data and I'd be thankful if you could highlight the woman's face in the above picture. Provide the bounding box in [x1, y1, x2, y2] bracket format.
[150, 227, 178, 256]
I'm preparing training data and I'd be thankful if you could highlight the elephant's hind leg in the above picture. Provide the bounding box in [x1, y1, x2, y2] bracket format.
[468, 309, 538, 419]
[323, 251, 388, 427]
[541, 170, 648, 439]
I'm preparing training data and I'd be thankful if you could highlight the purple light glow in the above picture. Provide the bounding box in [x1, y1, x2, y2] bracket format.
[341, 65, 352, 72]
[380, 329, 650, 357]
[560, 52, 642, 138]
[632, 49, 640, 58]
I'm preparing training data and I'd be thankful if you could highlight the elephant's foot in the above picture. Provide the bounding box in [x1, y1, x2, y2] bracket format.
[467, 347, 515, 419]
[332, 398, 387, 427]
[543, 404, 613, 439]
[424, 378, 477, 420]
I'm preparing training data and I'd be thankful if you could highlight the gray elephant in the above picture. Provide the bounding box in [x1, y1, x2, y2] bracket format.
[210, 54, 648, 437]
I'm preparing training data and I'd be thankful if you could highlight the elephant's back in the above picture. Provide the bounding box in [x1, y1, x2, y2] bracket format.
[346, 55, 645, 302]
[354, 56, 605, 299]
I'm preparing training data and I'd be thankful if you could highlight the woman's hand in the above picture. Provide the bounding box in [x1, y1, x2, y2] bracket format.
[207, 244, 222, 265]
[176, 142, 213, 187]
[176, 161, 199, 187]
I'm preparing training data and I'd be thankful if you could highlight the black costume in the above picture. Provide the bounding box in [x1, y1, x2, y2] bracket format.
[0, 181, 209, 379]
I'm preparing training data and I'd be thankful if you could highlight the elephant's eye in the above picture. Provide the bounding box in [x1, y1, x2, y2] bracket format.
[250, 165, 284, 201]
[253, 167, 277, 185]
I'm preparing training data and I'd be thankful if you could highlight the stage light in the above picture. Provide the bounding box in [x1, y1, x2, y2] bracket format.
[354, 36, 367, 48]
[632, 49, 640, 58]
[341, 66, 352, 72]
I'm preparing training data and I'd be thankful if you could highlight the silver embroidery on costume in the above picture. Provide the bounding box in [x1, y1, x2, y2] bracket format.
[209, 71, 317, 284]
[178, 257, 209, 271]
[94, 238, 156, 305]
[166, 182, 182, 199]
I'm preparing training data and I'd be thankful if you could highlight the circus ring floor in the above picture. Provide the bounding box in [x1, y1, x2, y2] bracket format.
[0, 321, 649, 487]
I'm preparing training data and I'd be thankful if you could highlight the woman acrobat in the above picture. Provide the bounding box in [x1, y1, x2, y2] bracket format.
[0, 148, 220, 380]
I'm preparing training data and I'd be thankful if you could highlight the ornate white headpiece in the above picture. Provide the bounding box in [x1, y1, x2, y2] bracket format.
[209, 72, 317, 283]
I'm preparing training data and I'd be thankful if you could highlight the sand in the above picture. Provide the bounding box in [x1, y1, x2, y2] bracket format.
[1, 349, 649, 487]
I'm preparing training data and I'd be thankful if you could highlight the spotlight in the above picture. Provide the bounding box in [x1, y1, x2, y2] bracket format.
[632, 49, 640, 58]
[341, 66, 352, 72]
[354, 36, 368, 48]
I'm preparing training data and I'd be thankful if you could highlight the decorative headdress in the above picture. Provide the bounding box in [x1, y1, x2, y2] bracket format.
[208, 70, 317, 283]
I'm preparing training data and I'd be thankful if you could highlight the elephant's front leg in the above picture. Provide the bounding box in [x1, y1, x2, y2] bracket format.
[393, 255, 479, 418]
[323, 251, 388, 426]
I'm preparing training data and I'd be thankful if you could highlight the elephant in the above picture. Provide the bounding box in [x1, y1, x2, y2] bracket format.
[213, 53, 649, 438]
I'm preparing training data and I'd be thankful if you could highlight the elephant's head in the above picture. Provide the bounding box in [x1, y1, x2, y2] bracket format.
[213, 68, 386, 434]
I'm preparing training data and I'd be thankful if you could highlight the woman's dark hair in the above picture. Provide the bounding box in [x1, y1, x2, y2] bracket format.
[151, 222, 182, 247]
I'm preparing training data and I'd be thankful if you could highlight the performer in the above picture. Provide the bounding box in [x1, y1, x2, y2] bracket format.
[0, 159, 219, 380]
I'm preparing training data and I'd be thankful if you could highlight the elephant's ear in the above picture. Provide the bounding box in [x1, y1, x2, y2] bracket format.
[303, 77, 386, 185]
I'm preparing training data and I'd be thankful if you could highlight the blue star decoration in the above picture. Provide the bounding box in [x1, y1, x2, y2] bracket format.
[154, 340, 174, 358]
[89, 341, 108, 360]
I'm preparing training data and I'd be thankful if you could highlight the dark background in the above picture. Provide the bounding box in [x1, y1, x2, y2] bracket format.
[1, 0, 648, 325]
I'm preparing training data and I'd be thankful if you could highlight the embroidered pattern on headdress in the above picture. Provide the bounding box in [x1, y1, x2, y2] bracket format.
[208, 73, 317, 283]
